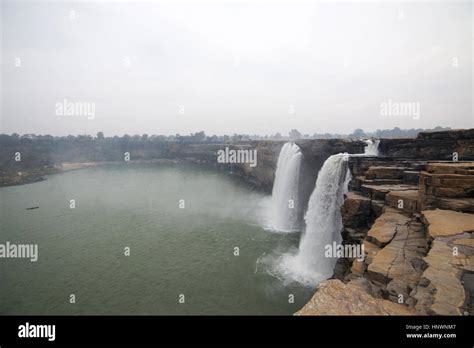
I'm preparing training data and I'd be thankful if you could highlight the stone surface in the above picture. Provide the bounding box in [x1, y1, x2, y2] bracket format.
[452, 238, 474, 248]
[366, 209, 410, 247]
[361, 184, 418, 201]
[363, 240, 381, 265]
[414, 240, 466, 315]
[367, 221, 427, 287]
[422, 209, 474, 238]
[418, 162, 474, 212]
[403, 171, 420, 185]
[358, 177, 403, 187]
[429, 197, 474, 213]
[296, 279, 414, 315]
[386, 190, 419, 214]
[366, 166, 407, 180]
[425, 162, 474, 175]
[341, 192, 372, 228]
[351, 259, 366, 275]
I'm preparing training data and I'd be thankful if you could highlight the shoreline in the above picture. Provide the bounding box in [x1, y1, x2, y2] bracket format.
[0, 159, 180, 188]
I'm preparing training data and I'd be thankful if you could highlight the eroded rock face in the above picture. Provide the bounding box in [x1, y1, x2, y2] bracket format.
[413, 241, 467, 315]
[379, 129, 474, 160]
[367, 218, 427, 302]
[165, 141, 283, 192]
[366, 166, 407, 180]
[419, 162, 474, 213]
[341, 192, 372, 228]
[386, 190, 419, 214]
[411, 209, 474, 315]
[296, 279, 414, 315]
[167, 139, 364, 194]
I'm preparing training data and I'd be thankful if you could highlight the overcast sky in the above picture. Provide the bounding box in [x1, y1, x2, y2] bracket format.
[1, 0, 473, 136]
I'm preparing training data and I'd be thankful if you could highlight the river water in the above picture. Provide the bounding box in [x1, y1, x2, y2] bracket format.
[0, 163, 313, 314]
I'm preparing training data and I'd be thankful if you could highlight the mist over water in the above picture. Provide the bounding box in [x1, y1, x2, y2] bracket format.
[0, 163, 313, 314]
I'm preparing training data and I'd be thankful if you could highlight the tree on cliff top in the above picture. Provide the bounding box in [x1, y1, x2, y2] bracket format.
[289, 129, 302, 140]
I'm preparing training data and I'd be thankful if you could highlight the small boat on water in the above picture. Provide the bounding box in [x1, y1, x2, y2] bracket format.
[26, 206, 39, 210]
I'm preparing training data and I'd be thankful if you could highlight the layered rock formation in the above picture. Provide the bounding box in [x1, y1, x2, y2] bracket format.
[298, 141, 474, 315]
[419, 163, 474, 212]
[379, 129, 474, 159]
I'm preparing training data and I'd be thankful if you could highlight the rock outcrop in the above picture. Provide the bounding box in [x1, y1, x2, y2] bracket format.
[296, 279, 414, 315]
[379, 129, 474, 160]
[299, 145, 474, 316]
[418, 162, 474, 213]
[153, 139, 364, 193]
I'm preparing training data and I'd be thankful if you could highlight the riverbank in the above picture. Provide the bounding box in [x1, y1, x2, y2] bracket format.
[0, 159, 180, 187]
[0, 166, 61, 187]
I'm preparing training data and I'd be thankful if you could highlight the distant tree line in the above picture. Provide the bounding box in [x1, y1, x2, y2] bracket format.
[0, 125, 454, 179]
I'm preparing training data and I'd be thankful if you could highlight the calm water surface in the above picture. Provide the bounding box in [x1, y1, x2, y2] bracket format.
[0, 163, 314, 314]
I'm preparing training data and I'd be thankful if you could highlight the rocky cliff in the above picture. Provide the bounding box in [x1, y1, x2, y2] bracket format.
[163, 139, 364, 193]
[379, 129, 474, 160]
[0, 138, 363, 191]
[298, 156, 474, 316]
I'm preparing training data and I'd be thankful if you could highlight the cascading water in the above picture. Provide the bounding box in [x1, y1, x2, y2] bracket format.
[364, 139, 380, 156]
[296, 153, 351, 281]
[269, 142, 302, 232]
[273, 153, 351, 286]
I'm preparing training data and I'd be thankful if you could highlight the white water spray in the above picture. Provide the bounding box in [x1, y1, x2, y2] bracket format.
[269, 142, 302, 232]
[274, 153, 351, 286]
[363, 139, 380, 156]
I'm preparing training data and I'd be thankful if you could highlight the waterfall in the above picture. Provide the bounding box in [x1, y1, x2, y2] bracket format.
[297, 153, 350, 281]
[269, 142, 302, 232]
[364, 139, 380, 156]
[275, 153, 351, 286]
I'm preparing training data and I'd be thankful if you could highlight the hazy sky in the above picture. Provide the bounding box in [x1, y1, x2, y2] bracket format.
[1, 0, 473, 136]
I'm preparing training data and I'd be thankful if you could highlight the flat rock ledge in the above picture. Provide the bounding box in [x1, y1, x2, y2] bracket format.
[422, 209, 474, 238]
[296, 279, 413, 315]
